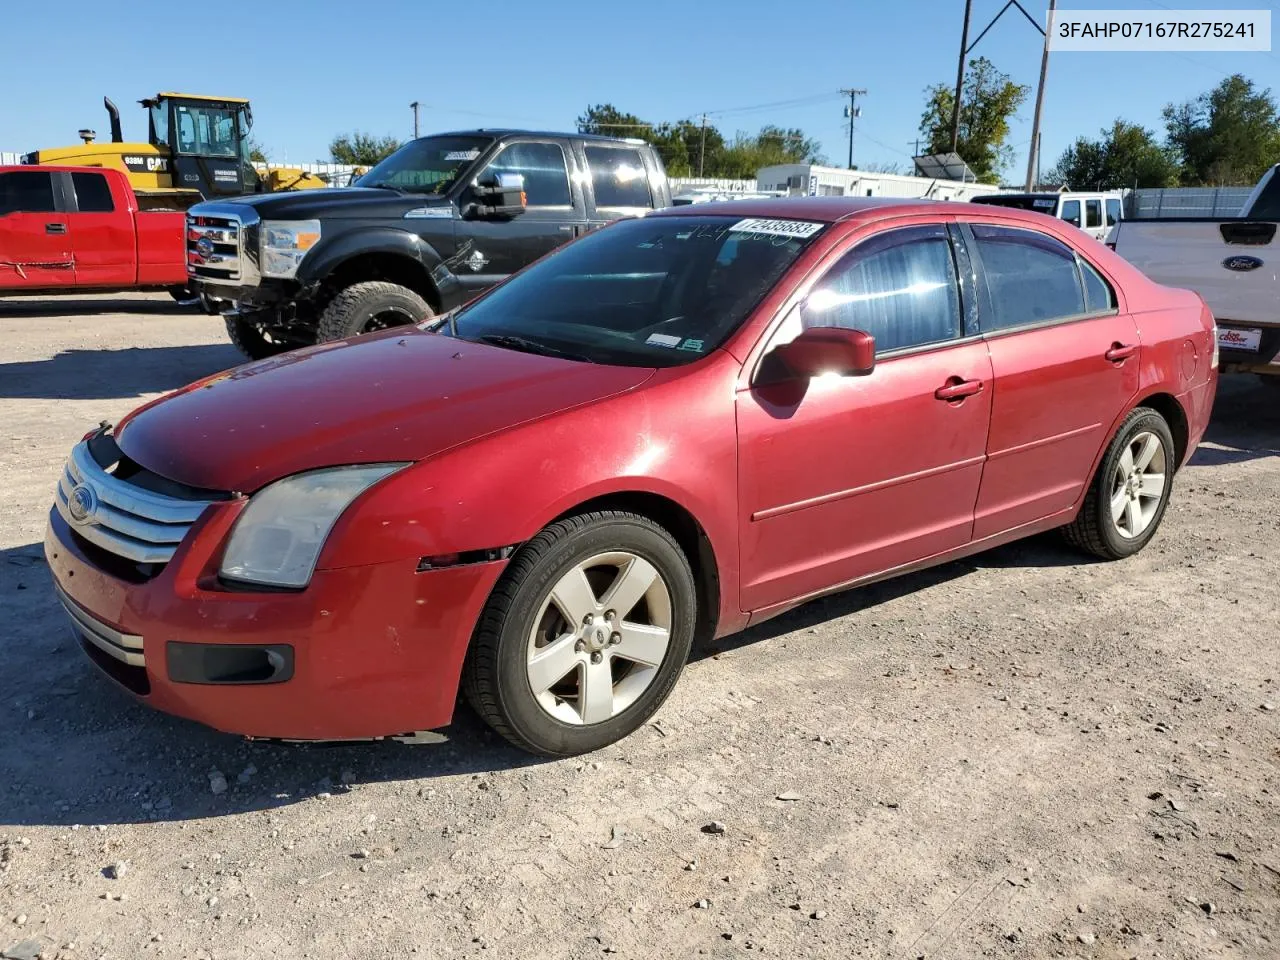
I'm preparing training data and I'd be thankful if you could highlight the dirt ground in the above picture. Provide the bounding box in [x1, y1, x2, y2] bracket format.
[1, 293, 1277, 960]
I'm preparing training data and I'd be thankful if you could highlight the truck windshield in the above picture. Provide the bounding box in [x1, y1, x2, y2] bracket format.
[359, 136, 492, 194]
[972, 194, 1059, 212]
[449, 215, 824, 367]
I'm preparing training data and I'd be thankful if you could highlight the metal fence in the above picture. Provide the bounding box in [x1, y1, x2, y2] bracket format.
[1128, 187, 1253, 219]
[1, 152, 21, 165]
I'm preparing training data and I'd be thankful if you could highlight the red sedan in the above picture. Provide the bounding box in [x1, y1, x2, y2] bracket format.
[46, 198, 1218, 756]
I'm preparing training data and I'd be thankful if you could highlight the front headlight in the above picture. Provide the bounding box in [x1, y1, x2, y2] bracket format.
[260, 219, 321, 279]
[220, 464, 406, 588]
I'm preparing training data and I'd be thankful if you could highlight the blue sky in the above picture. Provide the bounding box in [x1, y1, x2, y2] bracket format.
[1, 0, 1276, 184]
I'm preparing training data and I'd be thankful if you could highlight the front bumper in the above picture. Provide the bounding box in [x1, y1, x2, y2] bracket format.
[191, 276, 300, 313]
[45, 507, 505, 740]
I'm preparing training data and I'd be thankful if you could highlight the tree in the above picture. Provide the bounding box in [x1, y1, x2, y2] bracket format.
[920, 57, 1029, 183]
[576, 105, 823, 179]
[329, 132, 402, 166]
[246, 137, 268, 164]
[1163, 75, 1280, 185]
[1049, 120, 1180, 189]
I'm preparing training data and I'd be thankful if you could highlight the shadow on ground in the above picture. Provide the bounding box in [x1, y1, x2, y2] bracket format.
[1189, 375, 1280, 466]
[0, 298, 195, 319]
[0, 344, 242, 401]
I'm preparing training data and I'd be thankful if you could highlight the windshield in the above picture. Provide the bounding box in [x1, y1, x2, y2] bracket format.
[172, 103, 245, 158]
[450, 215, 825, 367]
[972, 194, 1059, 212]
[359, 136, 491, 194]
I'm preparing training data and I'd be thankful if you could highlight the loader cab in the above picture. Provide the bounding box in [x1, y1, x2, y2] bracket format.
[145, 94, 263, 198]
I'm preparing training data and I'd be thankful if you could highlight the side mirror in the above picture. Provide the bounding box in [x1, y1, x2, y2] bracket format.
[772, 326, 876, 378]
[465, 172, 527, 220]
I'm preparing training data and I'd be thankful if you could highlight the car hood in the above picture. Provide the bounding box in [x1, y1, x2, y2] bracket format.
[204, 188, 448, 220]
[115, 328, 656, 493]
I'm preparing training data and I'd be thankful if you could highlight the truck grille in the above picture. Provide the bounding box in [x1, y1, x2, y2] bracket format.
[187, 214, 243, 281]
[55, 439, 218, 567]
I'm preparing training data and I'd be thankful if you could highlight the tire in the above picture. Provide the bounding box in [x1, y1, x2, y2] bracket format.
[167, 284, 197, 304]
[224, 315, 296, 361]
[316, 281, 432, 343]
[1062, 407, 1176, 560]
[462, 511, 697, 757]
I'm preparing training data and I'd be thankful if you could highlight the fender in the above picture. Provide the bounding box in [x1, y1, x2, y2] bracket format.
[296, 227, 444, 289]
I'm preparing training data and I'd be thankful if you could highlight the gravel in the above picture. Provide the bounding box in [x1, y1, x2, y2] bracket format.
[1, 295, 1278, 960]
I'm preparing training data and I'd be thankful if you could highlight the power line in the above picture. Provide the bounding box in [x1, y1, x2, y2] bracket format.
[701, 91, 845, 117]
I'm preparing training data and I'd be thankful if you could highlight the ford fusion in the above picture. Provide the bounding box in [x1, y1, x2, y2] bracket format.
[47, 199, 1218, 756]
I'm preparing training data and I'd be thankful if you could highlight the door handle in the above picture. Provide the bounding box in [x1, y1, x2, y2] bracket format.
[935, 378, 984, 402]
[45, 223, 67, 235]
[1105, 342, 1137, 362]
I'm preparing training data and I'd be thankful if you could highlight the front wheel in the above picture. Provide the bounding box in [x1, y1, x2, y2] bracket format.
[1062, 407, 1176, 560]
[462, 511, 697, 756]
[224, 315, 299, 361]
[316, 281, 432, 343]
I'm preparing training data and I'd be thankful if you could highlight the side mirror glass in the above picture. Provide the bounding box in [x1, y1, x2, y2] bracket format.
[772, 326, 876, 379]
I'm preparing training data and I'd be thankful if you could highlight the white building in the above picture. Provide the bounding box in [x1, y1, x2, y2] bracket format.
[756, 163, 1001, 203]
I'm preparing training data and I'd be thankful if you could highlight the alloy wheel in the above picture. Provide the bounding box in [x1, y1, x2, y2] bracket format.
[1109, 430, 1167, 539]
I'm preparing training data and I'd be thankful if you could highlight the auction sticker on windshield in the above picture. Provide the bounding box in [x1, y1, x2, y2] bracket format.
[729, 218, 824, 239]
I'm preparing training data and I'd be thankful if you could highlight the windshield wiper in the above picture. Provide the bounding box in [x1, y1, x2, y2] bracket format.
[473, 334, 591, 363]
[364, 183, 403, 192]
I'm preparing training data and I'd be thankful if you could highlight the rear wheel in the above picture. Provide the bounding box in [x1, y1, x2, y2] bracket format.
[462, 511, 696, 756]
[1062, 407, 1176, 560]
[316, 281, 432, 343]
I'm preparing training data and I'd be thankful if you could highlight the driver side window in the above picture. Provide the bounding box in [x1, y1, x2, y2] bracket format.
[480, 141, 572, 207]
[798, 224, 963, 354]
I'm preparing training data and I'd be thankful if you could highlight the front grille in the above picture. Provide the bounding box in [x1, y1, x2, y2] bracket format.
[187, 214, 243, 281]
[54, 439, 218, 567]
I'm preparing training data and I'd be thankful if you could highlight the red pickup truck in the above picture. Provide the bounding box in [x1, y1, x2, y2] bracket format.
[0, 166, 188, 298]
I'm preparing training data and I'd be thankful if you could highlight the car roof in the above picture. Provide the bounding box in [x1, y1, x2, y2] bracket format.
[426, 129, 648, 145]
[646, 195, 1076, 227]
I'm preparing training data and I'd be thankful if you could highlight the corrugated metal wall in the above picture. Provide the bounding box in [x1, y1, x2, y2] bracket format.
[1128, 187, 1252, 218]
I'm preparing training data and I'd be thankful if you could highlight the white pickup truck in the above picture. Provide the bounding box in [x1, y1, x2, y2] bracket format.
[1113, 165, 1280, 383]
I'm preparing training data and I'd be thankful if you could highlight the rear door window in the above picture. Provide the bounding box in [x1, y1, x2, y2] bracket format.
[1060, 199, 1081, 227]
[1085, 199, 1102, 229]
[0, 171, 57, 214]
[71, 172, 115, 213]
[800, 224, 962, 353]
[969, 224, 1086, 331]
[1105, 198, 1121, 226]
[584, 146, 653, 210]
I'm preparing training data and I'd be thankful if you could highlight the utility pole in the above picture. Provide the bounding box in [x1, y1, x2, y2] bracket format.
[1023, 0, 1055, 190]
[840, 88, 866, 170]
[950, 0, 974, 153]
[698, 114, 708, 177]
[410, 101, 421, 139]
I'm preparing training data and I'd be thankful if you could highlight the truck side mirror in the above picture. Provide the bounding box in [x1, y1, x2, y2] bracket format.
[465, 172, 527, 220]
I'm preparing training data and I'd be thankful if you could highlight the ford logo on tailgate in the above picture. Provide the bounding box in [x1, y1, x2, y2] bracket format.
[1222, 255, 1263, 272]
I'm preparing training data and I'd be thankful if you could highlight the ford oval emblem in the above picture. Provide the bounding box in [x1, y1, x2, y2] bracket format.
[195, 235, 215, 259]
[1222, 255, 1263, 272]
[67, 483, 98, 525]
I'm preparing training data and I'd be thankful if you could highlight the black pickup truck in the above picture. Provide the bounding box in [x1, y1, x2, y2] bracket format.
[185, 130, 672, 358]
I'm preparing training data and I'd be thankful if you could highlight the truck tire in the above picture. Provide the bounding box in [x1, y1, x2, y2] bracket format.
[167, 285, 198, 305]
[1062, 407, 1176, 561]
[316, 281, 433, 343]
[224, 315, 294, 361]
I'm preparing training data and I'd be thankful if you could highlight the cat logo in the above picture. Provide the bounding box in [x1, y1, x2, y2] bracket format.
[122, 155, 169, 174]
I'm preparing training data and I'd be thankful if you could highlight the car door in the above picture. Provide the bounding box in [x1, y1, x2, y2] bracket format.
[737, 222, 994, 612]
[451, 138, 587, 295]
[0, 169, 72, 288]
[580, 143, 658, 231]
[68, 171, 134, 288]
[961, 221, 1140, 539]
